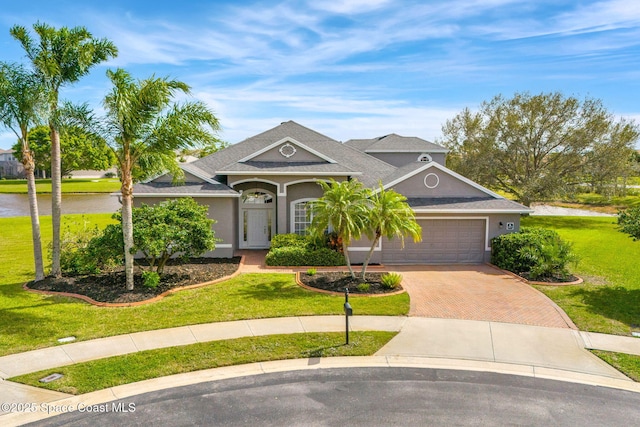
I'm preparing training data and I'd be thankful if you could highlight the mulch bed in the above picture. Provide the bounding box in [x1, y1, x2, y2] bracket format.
[26, 257, 241, 304]
[298, 271, 402, 294]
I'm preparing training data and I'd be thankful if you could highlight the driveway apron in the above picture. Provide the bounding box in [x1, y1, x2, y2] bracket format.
[391, 264, 576, 329]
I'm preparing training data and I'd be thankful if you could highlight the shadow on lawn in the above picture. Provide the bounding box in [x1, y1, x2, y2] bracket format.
[570, 286, 640, 328]
[303, 344, 347, 358]
[0, 282, 83, 343]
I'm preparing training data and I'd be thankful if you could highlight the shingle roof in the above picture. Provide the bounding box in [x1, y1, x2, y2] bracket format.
[407, 197, 532, 213]
[218, 161, 358, 174]
[193, 121, 395, 187]
[345, 134, 448, 153]
[133, 181, 239, 196]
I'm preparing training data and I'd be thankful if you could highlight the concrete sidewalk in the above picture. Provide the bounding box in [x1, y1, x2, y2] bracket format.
[3, 316, 640, 426]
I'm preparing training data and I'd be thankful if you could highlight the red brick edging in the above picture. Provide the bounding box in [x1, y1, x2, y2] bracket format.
[294, 272, 406, 297]
[22, 256, 247, 308]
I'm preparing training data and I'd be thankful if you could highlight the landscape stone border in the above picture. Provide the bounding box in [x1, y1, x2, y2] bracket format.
[488, 263, 583, 286]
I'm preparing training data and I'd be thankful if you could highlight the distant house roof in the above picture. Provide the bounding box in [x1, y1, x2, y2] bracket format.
[345, 134, 448, 153]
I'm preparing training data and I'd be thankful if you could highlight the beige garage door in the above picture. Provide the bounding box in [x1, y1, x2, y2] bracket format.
[382, 219, 486, 264]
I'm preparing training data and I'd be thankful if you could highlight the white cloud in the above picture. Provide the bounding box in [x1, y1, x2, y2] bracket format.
[308, 0, 392, 15]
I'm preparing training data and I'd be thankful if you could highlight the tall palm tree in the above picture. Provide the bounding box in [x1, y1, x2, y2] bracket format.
[310, 179, 371, 278]
[0, 63, 47, 280]
[102, 68, 221, 290]
[10, 22, 117, 277]
[361, 183, 422, 279]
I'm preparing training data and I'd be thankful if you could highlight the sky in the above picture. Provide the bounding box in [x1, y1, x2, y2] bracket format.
[1, 0, 639, 149]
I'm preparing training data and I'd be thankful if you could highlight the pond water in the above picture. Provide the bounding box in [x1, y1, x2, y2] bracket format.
[0, 193, 121, 217]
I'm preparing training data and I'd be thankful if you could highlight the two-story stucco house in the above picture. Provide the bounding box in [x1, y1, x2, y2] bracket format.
[133, 120, 531, 264]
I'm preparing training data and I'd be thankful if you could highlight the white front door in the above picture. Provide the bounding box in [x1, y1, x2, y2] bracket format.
[247, 209, 271, 248]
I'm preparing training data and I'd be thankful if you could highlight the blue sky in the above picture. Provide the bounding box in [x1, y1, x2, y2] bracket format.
[1, 0, 639, 149]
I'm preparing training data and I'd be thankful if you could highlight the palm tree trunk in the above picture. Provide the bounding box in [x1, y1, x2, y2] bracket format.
[50, 125, 62, 277]
[22, 148, 45, 281]
[342, 239, 355, 278]
[121, 168, 135, 291]
[360, 235, 380, 281]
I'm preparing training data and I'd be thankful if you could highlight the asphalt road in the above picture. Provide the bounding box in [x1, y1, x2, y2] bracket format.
[28, 368, 640, 426]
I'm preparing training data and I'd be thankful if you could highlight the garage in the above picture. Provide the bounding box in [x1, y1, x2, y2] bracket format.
[382, 218, 486, 264]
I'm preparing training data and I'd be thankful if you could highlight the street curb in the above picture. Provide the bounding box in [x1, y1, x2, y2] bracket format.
[4, 355, 639, 426]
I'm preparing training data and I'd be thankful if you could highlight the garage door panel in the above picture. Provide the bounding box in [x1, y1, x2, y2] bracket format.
[382, 219, 485, 264]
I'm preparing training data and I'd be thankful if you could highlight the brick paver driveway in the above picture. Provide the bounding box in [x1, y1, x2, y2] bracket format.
[390, 264, 576, 329]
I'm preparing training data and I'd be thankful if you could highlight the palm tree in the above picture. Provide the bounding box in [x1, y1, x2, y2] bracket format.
[310, 179, 371, 278]
[10, 22, 117, 277]
[361, 183, 422, 279]
[0, 63, 47, 280]
[102, 68, 221, 290]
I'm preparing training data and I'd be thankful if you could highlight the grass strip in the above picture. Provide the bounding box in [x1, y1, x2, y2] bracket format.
[0, 178, 121, 194]
[10, 331, 396, 394]
[591, 350, 640, 382]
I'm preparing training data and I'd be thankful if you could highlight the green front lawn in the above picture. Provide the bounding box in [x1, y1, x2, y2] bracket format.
[0, 215, 408, 356]
[591, 350, 640, 382]
[522, 216, 640, 336]
[0, 178, 121, 194]
[12, 331, 395, 394]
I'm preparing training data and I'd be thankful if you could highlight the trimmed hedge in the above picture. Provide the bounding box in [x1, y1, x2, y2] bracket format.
[491, 227, 578, 280]
[265, 247, 345, 267]
[270, 233, 309, 249]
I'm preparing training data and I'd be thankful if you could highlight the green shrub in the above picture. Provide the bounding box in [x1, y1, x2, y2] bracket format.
[618, 206, 640, 240]
[58, 220, 123, 275]
[357, 283, 370, 293]
[270, 234, 309, 249]
[380, 272, 402, 290]
[265, 247, 345, 266]
[142, 271, 160, 288]
[59, 224, 103, 275]
[306, 268, 317, 276]
[491, 227, 579, 280]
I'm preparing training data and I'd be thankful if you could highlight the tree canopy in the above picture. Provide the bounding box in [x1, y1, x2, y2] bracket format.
[12, 125, 116, 176]
[360, 183, 422, 279]
[10, 22, 118, 277]
[440, 92, 639, 205]
[0, 62, 47, 280]
[100, 68, 221, 290]
[309, 179, 371, 278]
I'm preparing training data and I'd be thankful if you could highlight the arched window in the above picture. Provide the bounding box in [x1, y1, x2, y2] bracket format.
[417, 153, 432, 162]
[241, 191, 273, 204]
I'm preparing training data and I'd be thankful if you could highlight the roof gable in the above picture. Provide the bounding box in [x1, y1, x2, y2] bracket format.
[238, 137, 336, 164]
[381, 161, 503, 199]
